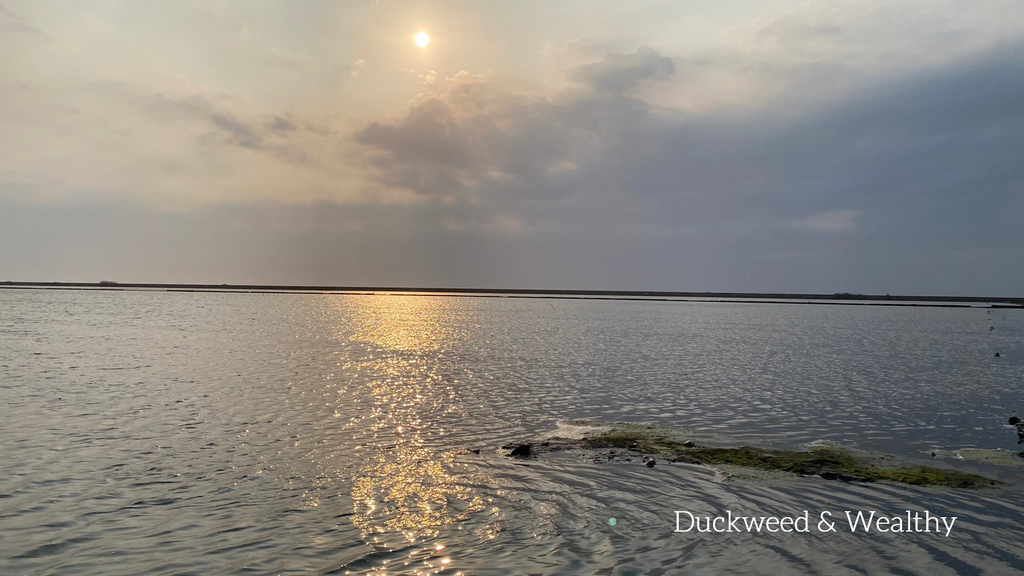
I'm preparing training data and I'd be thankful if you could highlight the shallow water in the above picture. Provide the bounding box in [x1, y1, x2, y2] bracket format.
[1, 289, 1023, 574]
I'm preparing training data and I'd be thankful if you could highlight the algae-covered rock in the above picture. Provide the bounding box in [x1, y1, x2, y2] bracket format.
[524, 420, 1001, 489]
[955, 448, 1024, 468]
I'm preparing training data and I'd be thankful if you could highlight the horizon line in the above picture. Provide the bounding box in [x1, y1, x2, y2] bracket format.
[2, 281, 1022, 307]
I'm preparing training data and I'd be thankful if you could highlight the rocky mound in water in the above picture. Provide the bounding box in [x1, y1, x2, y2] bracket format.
[1010, 416, 1024, 443]
[503, 421, 1001, 489]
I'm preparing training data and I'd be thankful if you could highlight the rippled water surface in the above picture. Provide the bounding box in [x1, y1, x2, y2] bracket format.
[2, 289, 1023, 575]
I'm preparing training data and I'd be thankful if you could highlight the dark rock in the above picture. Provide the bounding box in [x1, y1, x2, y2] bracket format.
[645, 458, 656, 468]
[994, 352, 1001, 357]
[508, 444, 532, 457]
[1010, 416, 1021, 425]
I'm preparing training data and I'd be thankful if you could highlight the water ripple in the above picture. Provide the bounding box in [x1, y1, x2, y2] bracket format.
[1, 290, 1022, 574]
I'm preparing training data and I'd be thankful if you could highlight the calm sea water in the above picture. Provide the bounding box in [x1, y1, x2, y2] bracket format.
[2, 289, 1023, 575]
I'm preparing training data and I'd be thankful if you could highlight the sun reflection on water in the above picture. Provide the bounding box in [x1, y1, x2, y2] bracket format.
[347, 294, 464, 353]
[329, 295, 499, 571]
[351, 446, 486, 542]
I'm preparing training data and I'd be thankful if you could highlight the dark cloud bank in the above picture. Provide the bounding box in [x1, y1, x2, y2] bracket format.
[4, 43, 1023, 295]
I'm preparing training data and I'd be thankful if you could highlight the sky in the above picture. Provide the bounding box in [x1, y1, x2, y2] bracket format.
[1, 0, 1023, 295]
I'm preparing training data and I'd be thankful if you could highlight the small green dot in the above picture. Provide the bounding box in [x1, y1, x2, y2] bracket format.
[608, 517, 617, 526]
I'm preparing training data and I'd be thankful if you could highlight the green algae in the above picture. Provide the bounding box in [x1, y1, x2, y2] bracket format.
[549, 422, 1001, 489]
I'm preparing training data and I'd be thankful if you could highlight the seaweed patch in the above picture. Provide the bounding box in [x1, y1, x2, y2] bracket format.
[504, 421, 1001, 489]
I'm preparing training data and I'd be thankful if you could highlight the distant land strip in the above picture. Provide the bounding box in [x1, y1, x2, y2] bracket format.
[2, 281, 1022, 308]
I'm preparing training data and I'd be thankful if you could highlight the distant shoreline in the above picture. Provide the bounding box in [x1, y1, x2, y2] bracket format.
[2, 281, 1022, 308]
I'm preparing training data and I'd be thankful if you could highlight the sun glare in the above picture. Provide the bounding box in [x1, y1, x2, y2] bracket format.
[414, 31, 430, 48]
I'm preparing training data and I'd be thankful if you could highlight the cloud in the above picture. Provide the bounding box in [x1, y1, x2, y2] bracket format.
[0, 1, 48, 39]
[353, 46, 675, 210]
[0, 75, 361, 206]
[266, 116, 297, 134]
[143, 93, 269, 151]
[344, 39, 1024, 292]
[357, 97, 477, 170]
[354, 74, 592, 209]
[565, 46, 675, 95]
[642, 0, 1024, 113]
[137, 89, 338, 171]
[350, 58, 366, 77]
[208, 111, 262, 149]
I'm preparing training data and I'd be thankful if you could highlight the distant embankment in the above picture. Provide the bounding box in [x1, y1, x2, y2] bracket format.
[2, 281, 1022, 308]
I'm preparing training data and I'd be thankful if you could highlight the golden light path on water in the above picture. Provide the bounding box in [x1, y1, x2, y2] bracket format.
[327, 295, 500, 574]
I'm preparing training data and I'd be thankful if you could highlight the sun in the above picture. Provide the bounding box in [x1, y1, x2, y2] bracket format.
[414, 31, 430, 48]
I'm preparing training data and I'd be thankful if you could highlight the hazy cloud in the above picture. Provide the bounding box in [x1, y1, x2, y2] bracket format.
[0, 1, 47, 39]
[344, 39, 1024, 292]
[355, 69, 597, 207]
[208, 111, 262, 150]
[565, 46, 675, 95]
[350, 59, 366, 77]
[266, 116, 297, 134]
[354, 46, 678, 209]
